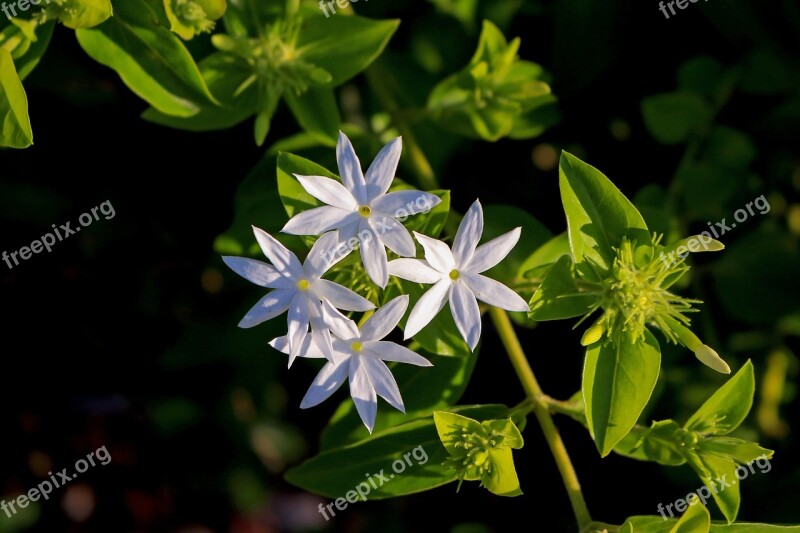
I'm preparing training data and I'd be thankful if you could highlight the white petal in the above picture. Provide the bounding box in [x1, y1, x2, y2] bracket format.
[304, 230, 345, 279]
[269, 334, 326, 359]
[308, 300, 335, 362]
[362, 356, 404, 412]
[364, 137, 402, 202]
[403, 277, 451, 339]
[320, 299, 361, 340]
[463, 273, 529, 312]
[281, 206, 356, 236]
[337, 131, 367, 204]
[694, 344, 731, 374]
[364, 341, 433, 366]
[238, 289, 294, 328]
[388, 258, 442, 284]
[466, 227, 522, 273]
[222, 256, 293, 289]
[452, 199, 483, 267]
[450, 281, 482, 351]
[360, 295, 409, 341]
[372, 190, 441, 218]
[360, 219, 389, 288]
[413, 232, 454, 273]
[287, 294, 310, 366]
[375, 216, 416, 257]
[300, 359, 349, 409]
[295, 174, 358, 210]
[349, 357, 378, 432]
[252, 227, 304, 279]
[312, 278, 375, 312]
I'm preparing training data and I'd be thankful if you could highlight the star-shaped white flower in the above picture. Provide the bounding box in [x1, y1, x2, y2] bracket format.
[222, 227, 374, 366]
[282, 131, 441, 288]
[388, 200, 529, 351]
[270, 296, 432, 432]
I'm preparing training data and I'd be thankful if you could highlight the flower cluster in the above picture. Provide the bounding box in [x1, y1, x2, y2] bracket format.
[223, 132, 528, 431]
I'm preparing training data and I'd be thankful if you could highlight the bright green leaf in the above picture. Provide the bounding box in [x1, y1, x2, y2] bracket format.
[670, 497, 711, 533]
[528, 255, 598, 321]
[56, 0, 113, 29]
[583, 330, 661, 456]
[685, 361, 754, 436]
[0, 48, 32, 148]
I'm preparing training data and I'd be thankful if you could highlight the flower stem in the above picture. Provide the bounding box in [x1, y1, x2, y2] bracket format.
[364, 64, 439, 192]
[488, 307, 592, 530]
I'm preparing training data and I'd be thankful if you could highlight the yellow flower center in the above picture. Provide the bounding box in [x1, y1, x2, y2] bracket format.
[449, 269, 460, 280]
[296, 279, 310, 291]
[351, 341, 364, 353]
[358, 205, 372, 217]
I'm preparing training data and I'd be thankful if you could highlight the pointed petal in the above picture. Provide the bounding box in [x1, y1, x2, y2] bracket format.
[360, 295, 409, 341]
[238, 289, 294, 328]
[388, 258, 442, 284]
[362, 356, 405, 412]
[364, 137, 402, 201]
[376, 217, 416, 257]
[295, 174, 358, 210]
[450, 281, 481, 351]
[372, 190, 441, 217]
[252, 227, 303, 278]
[308, 299, 335, 362]
[287, 294, 310, 366]
[360, 219, 389, 288]
[281, 206, 356, 236]
[304, 230, 345, 279]
[320, 299, 361, 340]
[364, 341, 433, 366]
[452, 199, 484, 267]
[269, 334, 326, 359]
[349, 357, 378, 432]
[403, 277, 451, 338]
[463, 273, 529, 312]
[222, 256, 293, 288]
[413, 232, 454, 273]
[312, 278, 375, 312]
[337, 131, 367, 204]
[466, 227, 522, 273]
[694, 344, 732, 374]
[300, 359, 349, 408]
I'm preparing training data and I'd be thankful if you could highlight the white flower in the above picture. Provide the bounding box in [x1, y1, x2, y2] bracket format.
[388, 200, 529, 351]
[282, 131, 441, 288]
[270, 296, 432, 432]
[222, 227, 374, 366]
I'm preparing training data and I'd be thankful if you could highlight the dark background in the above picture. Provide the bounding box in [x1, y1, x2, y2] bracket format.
[1, 0, 799, 531]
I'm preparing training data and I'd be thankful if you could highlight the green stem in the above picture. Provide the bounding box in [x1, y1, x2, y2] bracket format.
[489, 307, 593, 530]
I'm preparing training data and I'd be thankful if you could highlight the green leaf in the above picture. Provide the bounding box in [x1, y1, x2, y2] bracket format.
[518, 231, 570, 280]
[15, 21, 55, 80]
[484, 447, 522, 496]
[56, 0, 113, 29]
[684, 361, 754, 436]
[583, 330, 661, 456]
[686, 451, 740, 523]
[528, 255, 598, 321]
[0, 48, 32, 148]
[76, 0, 218, 117]
[670, 498, 711, 533]
[698, 437, 773, 465]
[558, 151, 650, 275]
[284, 85, 339, 145]
[285, 404, 509, 499]
[320, 351, 478, 450]
[298, 16, 399, 86]
[623, 516, 800, 532]
[642, 91, 711, 145]
[142, 52, 258, 131]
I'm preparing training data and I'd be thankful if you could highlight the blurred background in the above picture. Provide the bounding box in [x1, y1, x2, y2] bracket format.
[1, 0, 799, 531]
